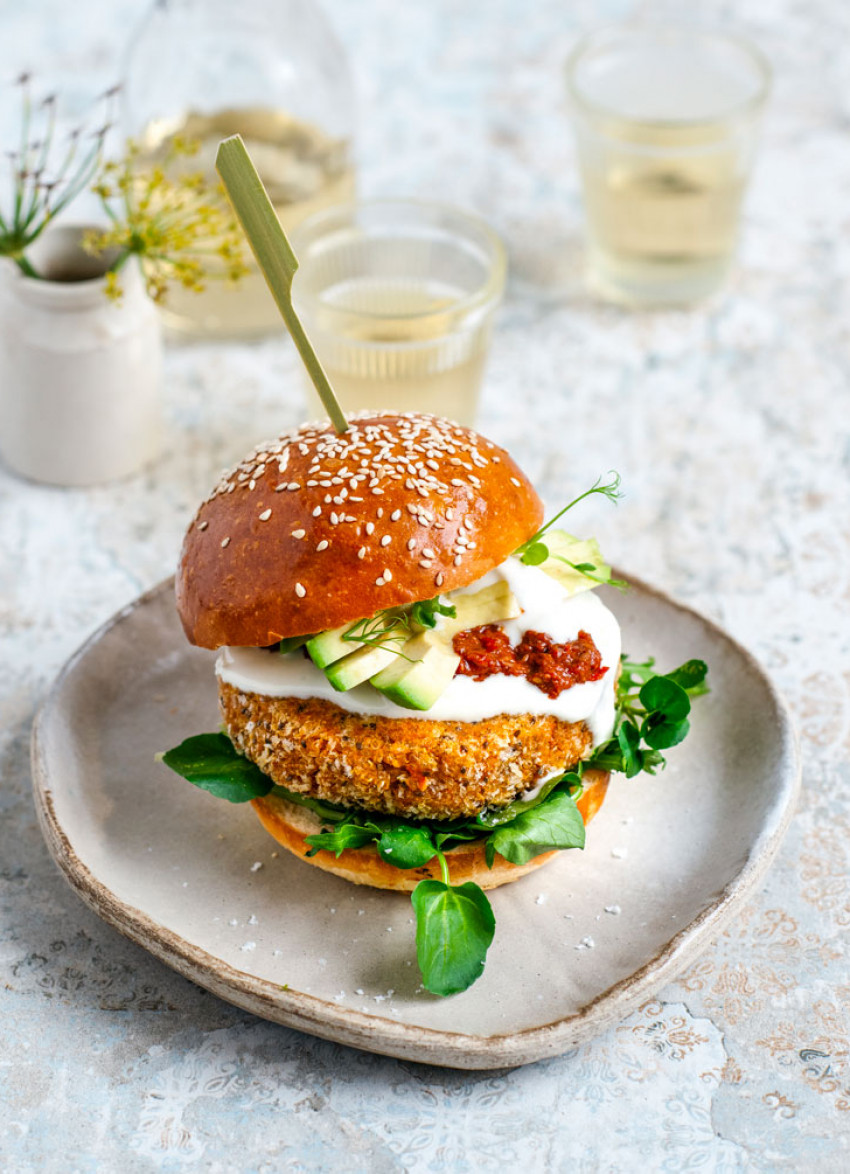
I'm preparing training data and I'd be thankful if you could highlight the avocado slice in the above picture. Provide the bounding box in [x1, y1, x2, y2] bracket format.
[438, 581, 520, 638]
[306, 623, 356, 669]
[279, 634, 312, 655]
[537, 530, 612, 596]
[324, 642, 403, 692]
[371, 641, 461, 711]
[369, 583, 519, 710]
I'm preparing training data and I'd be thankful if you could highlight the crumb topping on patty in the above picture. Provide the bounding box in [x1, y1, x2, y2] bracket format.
[219, 681, 593, 821]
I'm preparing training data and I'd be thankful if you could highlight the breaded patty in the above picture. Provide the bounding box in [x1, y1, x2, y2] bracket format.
[219, 681, 593, 821]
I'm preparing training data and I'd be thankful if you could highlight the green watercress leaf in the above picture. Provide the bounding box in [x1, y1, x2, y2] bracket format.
[520, 542, 549, 566]
[489, 789, 586, 865]
[377, 824, 438, 869]
[639, 675, 691, 722]
[410, 596, 457, 629]
[642, 714, 690, 750]
[411, 877, 496, 996]
[665, 659, 709, 695]
[617, 720, 643, 777]
[161, 733, 273, 803]
[304, 822, 380, 858]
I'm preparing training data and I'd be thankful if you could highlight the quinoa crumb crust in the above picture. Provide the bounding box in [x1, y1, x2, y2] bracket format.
[219, 681, 594, 821]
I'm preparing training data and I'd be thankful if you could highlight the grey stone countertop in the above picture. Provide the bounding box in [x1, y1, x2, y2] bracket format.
[2, 0, 849, 1169]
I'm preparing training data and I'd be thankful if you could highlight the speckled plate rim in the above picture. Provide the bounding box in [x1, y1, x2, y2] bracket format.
[31, 575, 800, 1070]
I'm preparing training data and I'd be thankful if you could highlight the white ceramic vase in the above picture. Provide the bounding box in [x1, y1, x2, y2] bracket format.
[0, 225, 162, 486]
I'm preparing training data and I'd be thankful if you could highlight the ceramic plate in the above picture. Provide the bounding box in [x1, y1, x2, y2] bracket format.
[31, 576, 799, 1069]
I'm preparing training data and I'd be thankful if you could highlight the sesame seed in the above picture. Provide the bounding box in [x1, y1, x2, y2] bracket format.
[365, 522, 375, 535]
[275, 484, 287, 492]
[324, 494, 332, 504]
[451, 478, 465, 487]
[317, 540, 329, 551]
[391, 509, 401, 521]
[375, 576, 385, 587]
[377, 508, 384, 518]
[330, 512, 339, 524]
[383, 569, 392, 581]
[227, 483, 236, 493]
[422, 548, 436, 559]
[381, 535, 391, 546]
[198, 520, 209, 531]
[259, 509, 272, 521]
[445, 509, 453, 521]
[291, 529, 306, 539]
[358, 547, 367, 559]
[312, 506, 322, 517]
[407, 538, 416, 550]
[288, 482, 301, 491]
[372, 488, 384, 495]
[510, 477, 521, 487]
[435, 572, 444, 586]
[221, 537, 231, 548]
[295, 582, 306, 598]
[426, 459, 440, 471]
[248, 479, 256, 490]
[344, 515, 357, 523]
[419, 559, 433, 569]
[453, 555, 462, 566]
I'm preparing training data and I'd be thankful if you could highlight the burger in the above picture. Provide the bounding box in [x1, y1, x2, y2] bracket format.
[162, 411, 706, 996]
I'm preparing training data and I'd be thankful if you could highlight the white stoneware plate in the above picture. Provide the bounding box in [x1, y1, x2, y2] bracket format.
[31, 576, 799, 1069]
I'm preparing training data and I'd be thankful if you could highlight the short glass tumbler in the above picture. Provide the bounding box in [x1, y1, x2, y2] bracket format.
[290, 200, 506, 426]
[566, 25, 770, 306]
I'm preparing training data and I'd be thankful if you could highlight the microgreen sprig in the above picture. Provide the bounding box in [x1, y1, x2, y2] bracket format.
[518, 472, 622, 567]
[511, 469, 624, 591]
[586, 656, 709, 778]
[333, 597, 458, 662]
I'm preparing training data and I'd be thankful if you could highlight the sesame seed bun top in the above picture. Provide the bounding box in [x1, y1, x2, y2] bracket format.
[176, 412, 544, 649]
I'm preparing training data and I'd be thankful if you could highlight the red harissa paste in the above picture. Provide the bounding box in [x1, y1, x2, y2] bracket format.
[452, 625, 608, 699]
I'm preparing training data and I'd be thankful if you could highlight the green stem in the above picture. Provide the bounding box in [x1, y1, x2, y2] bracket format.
[108, 250, 131, 273]
[14, 253, 39, 279]
[436, 849, 450, 887]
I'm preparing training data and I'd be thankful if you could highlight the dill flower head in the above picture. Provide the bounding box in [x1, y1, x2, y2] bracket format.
[84, 136, 249, 303]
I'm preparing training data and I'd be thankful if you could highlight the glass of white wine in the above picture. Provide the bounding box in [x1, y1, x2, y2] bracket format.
[566, 25, 771, 307]
[290, 200, 506, 426]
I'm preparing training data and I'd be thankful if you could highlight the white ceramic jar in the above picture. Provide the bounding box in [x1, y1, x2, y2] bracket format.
[0, 226, 162, 486]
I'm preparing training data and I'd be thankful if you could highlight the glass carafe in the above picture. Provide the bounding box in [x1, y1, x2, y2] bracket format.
[123, 0, 356, 340]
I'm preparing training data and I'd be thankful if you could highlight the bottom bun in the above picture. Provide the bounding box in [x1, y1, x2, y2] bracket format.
[250, 769, 609, 892]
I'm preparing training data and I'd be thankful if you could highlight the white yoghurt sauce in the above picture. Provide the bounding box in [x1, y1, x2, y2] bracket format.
[215, 556, 622, 745]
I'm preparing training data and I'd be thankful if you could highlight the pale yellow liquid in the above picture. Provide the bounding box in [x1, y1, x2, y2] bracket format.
[138, 107, 355, 339]
[301, 280, 489, 426]
[580, 120, 745, 304]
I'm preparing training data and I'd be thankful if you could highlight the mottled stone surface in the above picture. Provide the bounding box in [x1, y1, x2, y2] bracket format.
[2, 0, 850, 1169]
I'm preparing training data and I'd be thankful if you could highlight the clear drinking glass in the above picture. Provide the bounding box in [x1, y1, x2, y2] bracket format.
[566, 25, 771, 306]
[290, 200, 506, 426]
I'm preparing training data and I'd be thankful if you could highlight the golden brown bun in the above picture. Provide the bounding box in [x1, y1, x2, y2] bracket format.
[177, 412, 543, 648]
[251, 769, 609, 892]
